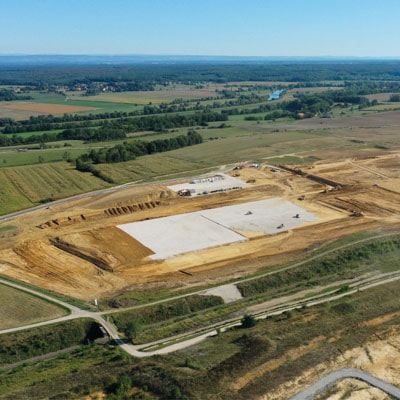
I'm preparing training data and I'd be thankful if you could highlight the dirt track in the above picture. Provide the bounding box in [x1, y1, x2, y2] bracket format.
[0, 154, 399, 300]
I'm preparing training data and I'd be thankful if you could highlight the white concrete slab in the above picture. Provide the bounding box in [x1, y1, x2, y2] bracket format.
[118, 213, 246, 260]
[201, 198, 317, 234]
[117, 198, 318, 260]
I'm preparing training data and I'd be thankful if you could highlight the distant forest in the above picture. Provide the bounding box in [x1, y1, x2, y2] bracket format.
[1, 62, 400, 87]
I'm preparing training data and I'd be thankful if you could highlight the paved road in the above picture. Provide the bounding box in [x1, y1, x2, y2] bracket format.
[290, 368, 400, 399]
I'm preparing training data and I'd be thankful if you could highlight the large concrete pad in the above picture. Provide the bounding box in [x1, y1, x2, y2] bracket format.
[117, 198, 317, 260]
[118, 213, 246, 260]
[201, 198, 317, 234]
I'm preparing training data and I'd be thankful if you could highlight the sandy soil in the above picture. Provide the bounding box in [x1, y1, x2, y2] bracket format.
[262, 327, 400, 400]
[0, 154, 399, 300]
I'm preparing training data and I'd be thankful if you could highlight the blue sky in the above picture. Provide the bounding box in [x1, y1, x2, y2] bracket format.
[1, 0, 399, 57]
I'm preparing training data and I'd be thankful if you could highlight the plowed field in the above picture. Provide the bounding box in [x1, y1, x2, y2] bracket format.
[4, 102, 98, 114]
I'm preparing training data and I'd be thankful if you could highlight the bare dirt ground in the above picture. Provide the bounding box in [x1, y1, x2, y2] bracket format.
[0, 153, 399, 300]
[3, 102, 99, 114]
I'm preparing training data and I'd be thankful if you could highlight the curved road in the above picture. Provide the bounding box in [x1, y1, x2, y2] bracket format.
[2, 231, 400, 358]
[290, 368, 400, 400]
[2, 268, 400, 359]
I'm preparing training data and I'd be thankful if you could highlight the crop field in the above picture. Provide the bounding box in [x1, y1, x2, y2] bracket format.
[0, 283, 67, 329]
[0, 104, 399, 217]
[4, 61, 400, 400]
[366, 92, 396, 101]
[3, 102, 99, 114]
[0, 92, 141, 118]
[70, 86, 221, 105]
[0, 105, 43, 121]
[0, 162, 109, 213]
[0, 148, 86, 167]
[64, 98, 139, 112]
[0, 171, 34, 213]
[162, 130, 346, 166]
[94, 153, 205, 182]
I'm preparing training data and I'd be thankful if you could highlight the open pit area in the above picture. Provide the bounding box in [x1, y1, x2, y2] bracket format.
[0, 153, 399, 301]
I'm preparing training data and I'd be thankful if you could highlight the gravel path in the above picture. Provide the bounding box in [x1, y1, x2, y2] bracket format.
[290, 368, 400, 400]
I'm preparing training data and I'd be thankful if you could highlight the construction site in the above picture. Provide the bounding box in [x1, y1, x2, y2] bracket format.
[0, 152, 399, 301]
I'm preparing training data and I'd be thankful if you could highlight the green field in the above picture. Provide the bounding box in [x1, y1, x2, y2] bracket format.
[0, 284, 67, 330]
[69, 85, 220, 105]
[0, 91, 142, 117]
[363, 102, 400, 111]
[0, 147, 87, 167]
[0, 162, 109, 214]
[28, 91, 137, 111]
[95, 153, 205, 183]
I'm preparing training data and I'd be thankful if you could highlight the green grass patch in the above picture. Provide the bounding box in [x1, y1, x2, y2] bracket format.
[0, 225, 18, 236]
[0, 148, 86, 167]
[264, 155, 317, 165]
[110, 295, 224, 340]
[237, 236, 400, 297]
[0, 319, 98, 365]
[362, 102, 400, 111]
[0, 284, 68, 330]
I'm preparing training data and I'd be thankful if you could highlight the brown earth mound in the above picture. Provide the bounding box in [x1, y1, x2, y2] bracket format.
[52, 227, 154, 272]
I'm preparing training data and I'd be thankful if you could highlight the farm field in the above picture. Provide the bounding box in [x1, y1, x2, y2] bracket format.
[0, 283, 67, 329]
[0, 162, 109, 214]
[69, 85, 221, 104]
[0, 91, 141, 120]
[3, 102, 99, 114]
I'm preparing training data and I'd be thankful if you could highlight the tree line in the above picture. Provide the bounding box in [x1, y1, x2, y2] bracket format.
[1, 107, 227, 135]
[0, 89, 32, 101]
[75, 130, 203, 181]
[0, 111, 226, 147]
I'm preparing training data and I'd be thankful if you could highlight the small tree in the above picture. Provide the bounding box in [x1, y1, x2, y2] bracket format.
[241, 314, 257, 328]
[125, 320, 141, 341]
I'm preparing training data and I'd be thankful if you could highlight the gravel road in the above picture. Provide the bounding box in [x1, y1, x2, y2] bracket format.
[290, 368, 400, 400]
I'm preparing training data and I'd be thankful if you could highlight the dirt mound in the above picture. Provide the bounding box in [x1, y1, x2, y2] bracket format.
[51, 227, 154, 272]
[37, 200, 163, 229]
[10, 239, 127, 299]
